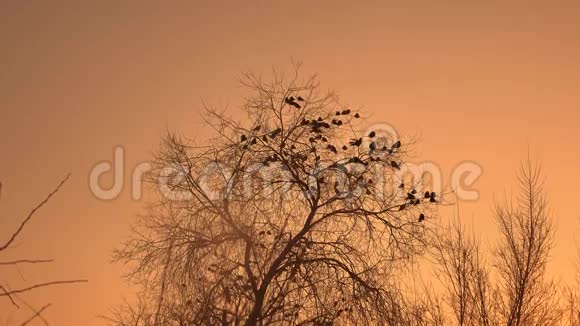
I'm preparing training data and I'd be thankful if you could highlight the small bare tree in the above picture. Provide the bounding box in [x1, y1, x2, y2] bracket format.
[561, 286, 580, 326]
[433, 216, 496, 326]
[113, 66, 439, 325]
[561, 221, 580, 326]
[493, 160, 561, 326]
[0, 174, 87, 324]
[402, 282, 447, 326]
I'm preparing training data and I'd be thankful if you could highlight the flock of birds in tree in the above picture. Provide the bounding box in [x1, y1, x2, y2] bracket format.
[284, 95, 304, 109]
[237, 95, 437, 223]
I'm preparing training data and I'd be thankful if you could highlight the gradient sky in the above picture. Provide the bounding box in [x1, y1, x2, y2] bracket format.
[1, 1, 579, 324]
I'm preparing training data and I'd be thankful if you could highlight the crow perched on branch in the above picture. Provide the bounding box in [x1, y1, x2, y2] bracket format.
[390, 161, 400, 170]
[270, 128, 282, 139]
[430, 192, 437, 203]
[284, 96, 301, 109]
[349, 138, 362, 147]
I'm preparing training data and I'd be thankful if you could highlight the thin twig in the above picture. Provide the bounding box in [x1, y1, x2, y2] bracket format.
[0, 259, 54, 266]
[0, 173, 71, 251]
[0, 283, 19, 307]
[0, 279, 88, 297]
[20, 303, 52, 326]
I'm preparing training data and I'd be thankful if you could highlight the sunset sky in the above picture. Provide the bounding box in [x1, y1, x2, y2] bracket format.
[1, 1, 580, 324]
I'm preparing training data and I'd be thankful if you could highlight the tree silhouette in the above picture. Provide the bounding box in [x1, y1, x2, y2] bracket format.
[493, 160, 561, 326]
[433, 216, 497, 326]
[0, 174, 87, 324]
[432, 160, 563, 326]
[112, 66, 438, 325]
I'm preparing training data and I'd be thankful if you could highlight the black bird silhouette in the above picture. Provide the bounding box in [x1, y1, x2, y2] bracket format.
[407, 193, 416, 200]
[241, 134, 247, 142]
[337, 120, 343, 126]
[297, 96, 304, 101]
[284, 97, 301, 109]
[270, 128, 282, 138]
[418, 213, 425, 222]
[252, 125, 261, 132]
[342, 145, 348, 150]
[368, 131, 376, 138]
[349, 138, 362, 147]
[399, 183, 405, 189]
[390, 161, 400, 170]
[354, 113, 360, 118]
[392, 140, 401, 149]
[424, 191, 431, 199]
[351, 157, 364, 164]
[430, 192, 437, 203]
[332, 119, 338, 125]
[369, 142, 376, 151]
[341, 109, 351, 115]
[327, 145, 337, 153]
[336, 111, 341, 115]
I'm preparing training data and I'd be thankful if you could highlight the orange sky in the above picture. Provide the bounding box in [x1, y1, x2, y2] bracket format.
[1, 1, 579, 324]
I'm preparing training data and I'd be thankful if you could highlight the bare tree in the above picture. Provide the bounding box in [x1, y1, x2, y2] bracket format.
[402, 281, 447, 326]
[493, 160, 561, 326]
[432, 215, 497, 326]
[560, 220, 580, 326]
[112, 66, 439, 325]
[0, 174, 87, 324]
[560, 286, 580, 326]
